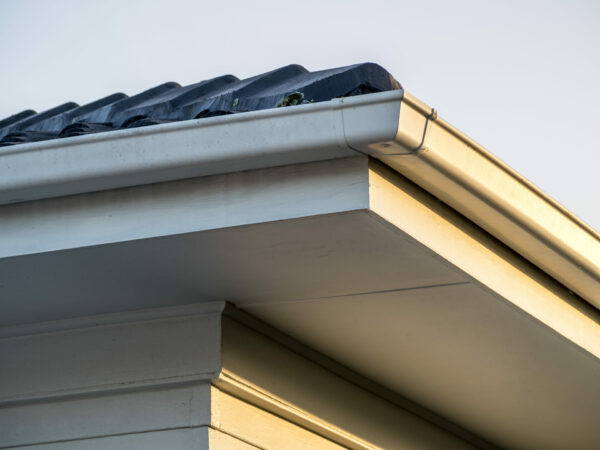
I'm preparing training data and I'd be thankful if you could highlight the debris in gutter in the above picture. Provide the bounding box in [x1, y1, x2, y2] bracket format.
[0, 63, 402, 146]
[277, 92, 305, 107]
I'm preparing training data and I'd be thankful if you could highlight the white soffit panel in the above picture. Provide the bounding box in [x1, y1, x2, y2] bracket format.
[0, 210, 465, 326]
[242, 283, 600, 450]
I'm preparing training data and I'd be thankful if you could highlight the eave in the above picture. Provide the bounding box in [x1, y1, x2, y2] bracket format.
[1, 90, 600, 449]
[1, 90, 598, 307]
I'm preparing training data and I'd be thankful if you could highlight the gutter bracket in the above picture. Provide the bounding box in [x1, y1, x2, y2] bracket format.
[398, 106, 437, 155]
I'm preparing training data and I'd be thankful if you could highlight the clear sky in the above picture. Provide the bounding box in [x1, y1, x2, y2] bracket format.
[1, 0, 599, 231]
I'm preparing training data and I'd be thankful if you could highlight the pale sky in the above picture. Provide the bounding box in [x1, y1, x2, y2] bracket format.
[1, 0, 599, 231]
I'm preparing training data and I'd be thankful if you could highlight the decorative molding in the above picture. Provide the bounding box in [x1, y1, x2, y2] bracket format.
[214, 370, 374, 450]
[0, 301, 225, 339]
[0, 305, 223, 405]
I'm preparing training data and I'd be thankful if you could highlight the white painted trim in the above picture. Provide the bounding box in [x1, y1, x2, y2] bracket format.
[0, 384, 212, 448]
[367, 160, 600, 359]
[356, 92, 600, 307]
[214, 370, 372, 450]
[211, 386, 345, 450]
[0, 304, 482, 449]
[0, 301, 225, 339]
[3, 428, 213, 450]
[221, 315, 479, 449]
[0, 308, 222, 405]
[0, 157, 369, 257]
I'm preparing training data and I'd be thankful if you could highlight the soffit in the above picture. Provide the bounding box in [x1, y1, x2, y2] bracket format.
[0, 210, 464, 326]
[243, 282, 600, 450]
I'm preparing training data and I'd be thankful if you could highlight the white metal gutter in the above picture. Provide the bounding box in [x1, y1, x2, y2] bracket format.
[0, 101, 357, 204]
[1, 90, 599, 308]
[342, 91, 600, 309]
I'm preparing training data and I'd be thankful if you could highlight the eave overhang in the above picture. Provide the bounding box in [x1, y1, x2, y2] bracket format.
[1, 90, 598, 307]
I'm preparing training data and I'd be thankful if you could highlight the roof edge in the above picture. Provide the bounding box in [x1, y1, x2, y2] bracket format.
[344, 91, 600, 308]
[0, 98, 363, 204]
[0, 89, 598, 307]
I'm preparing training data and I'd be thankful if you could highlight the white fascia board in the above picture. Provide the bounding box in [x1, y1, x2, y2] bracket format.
[1, 89, 598, 308]
[0, 157, 369, 258]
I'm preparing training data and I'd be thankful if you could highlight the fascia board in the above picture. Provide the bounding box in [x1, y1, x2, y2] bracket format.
[0, 157, 369, 258]
[367, 160, 600, 360]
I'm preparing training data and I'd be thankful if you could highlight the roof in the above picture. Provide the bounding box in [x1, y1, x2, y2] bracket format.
[0, 63, 400, 146]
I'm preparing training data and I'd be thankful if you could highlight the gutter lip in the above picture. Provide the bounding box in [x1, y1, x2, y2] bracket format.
[0, 90, 406, 157]
[0, 97, 347, 157]
[429, 103, 600, 243]
[397, 91, 600, 243]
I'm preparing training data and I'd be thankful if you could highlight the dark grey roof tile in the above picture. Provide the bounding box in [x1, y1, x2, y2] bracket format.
[0, 102, 79, 139]
[26, 93, 128, 135]
[0, 110, 37, 130]
[0, 63, 401, 147]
